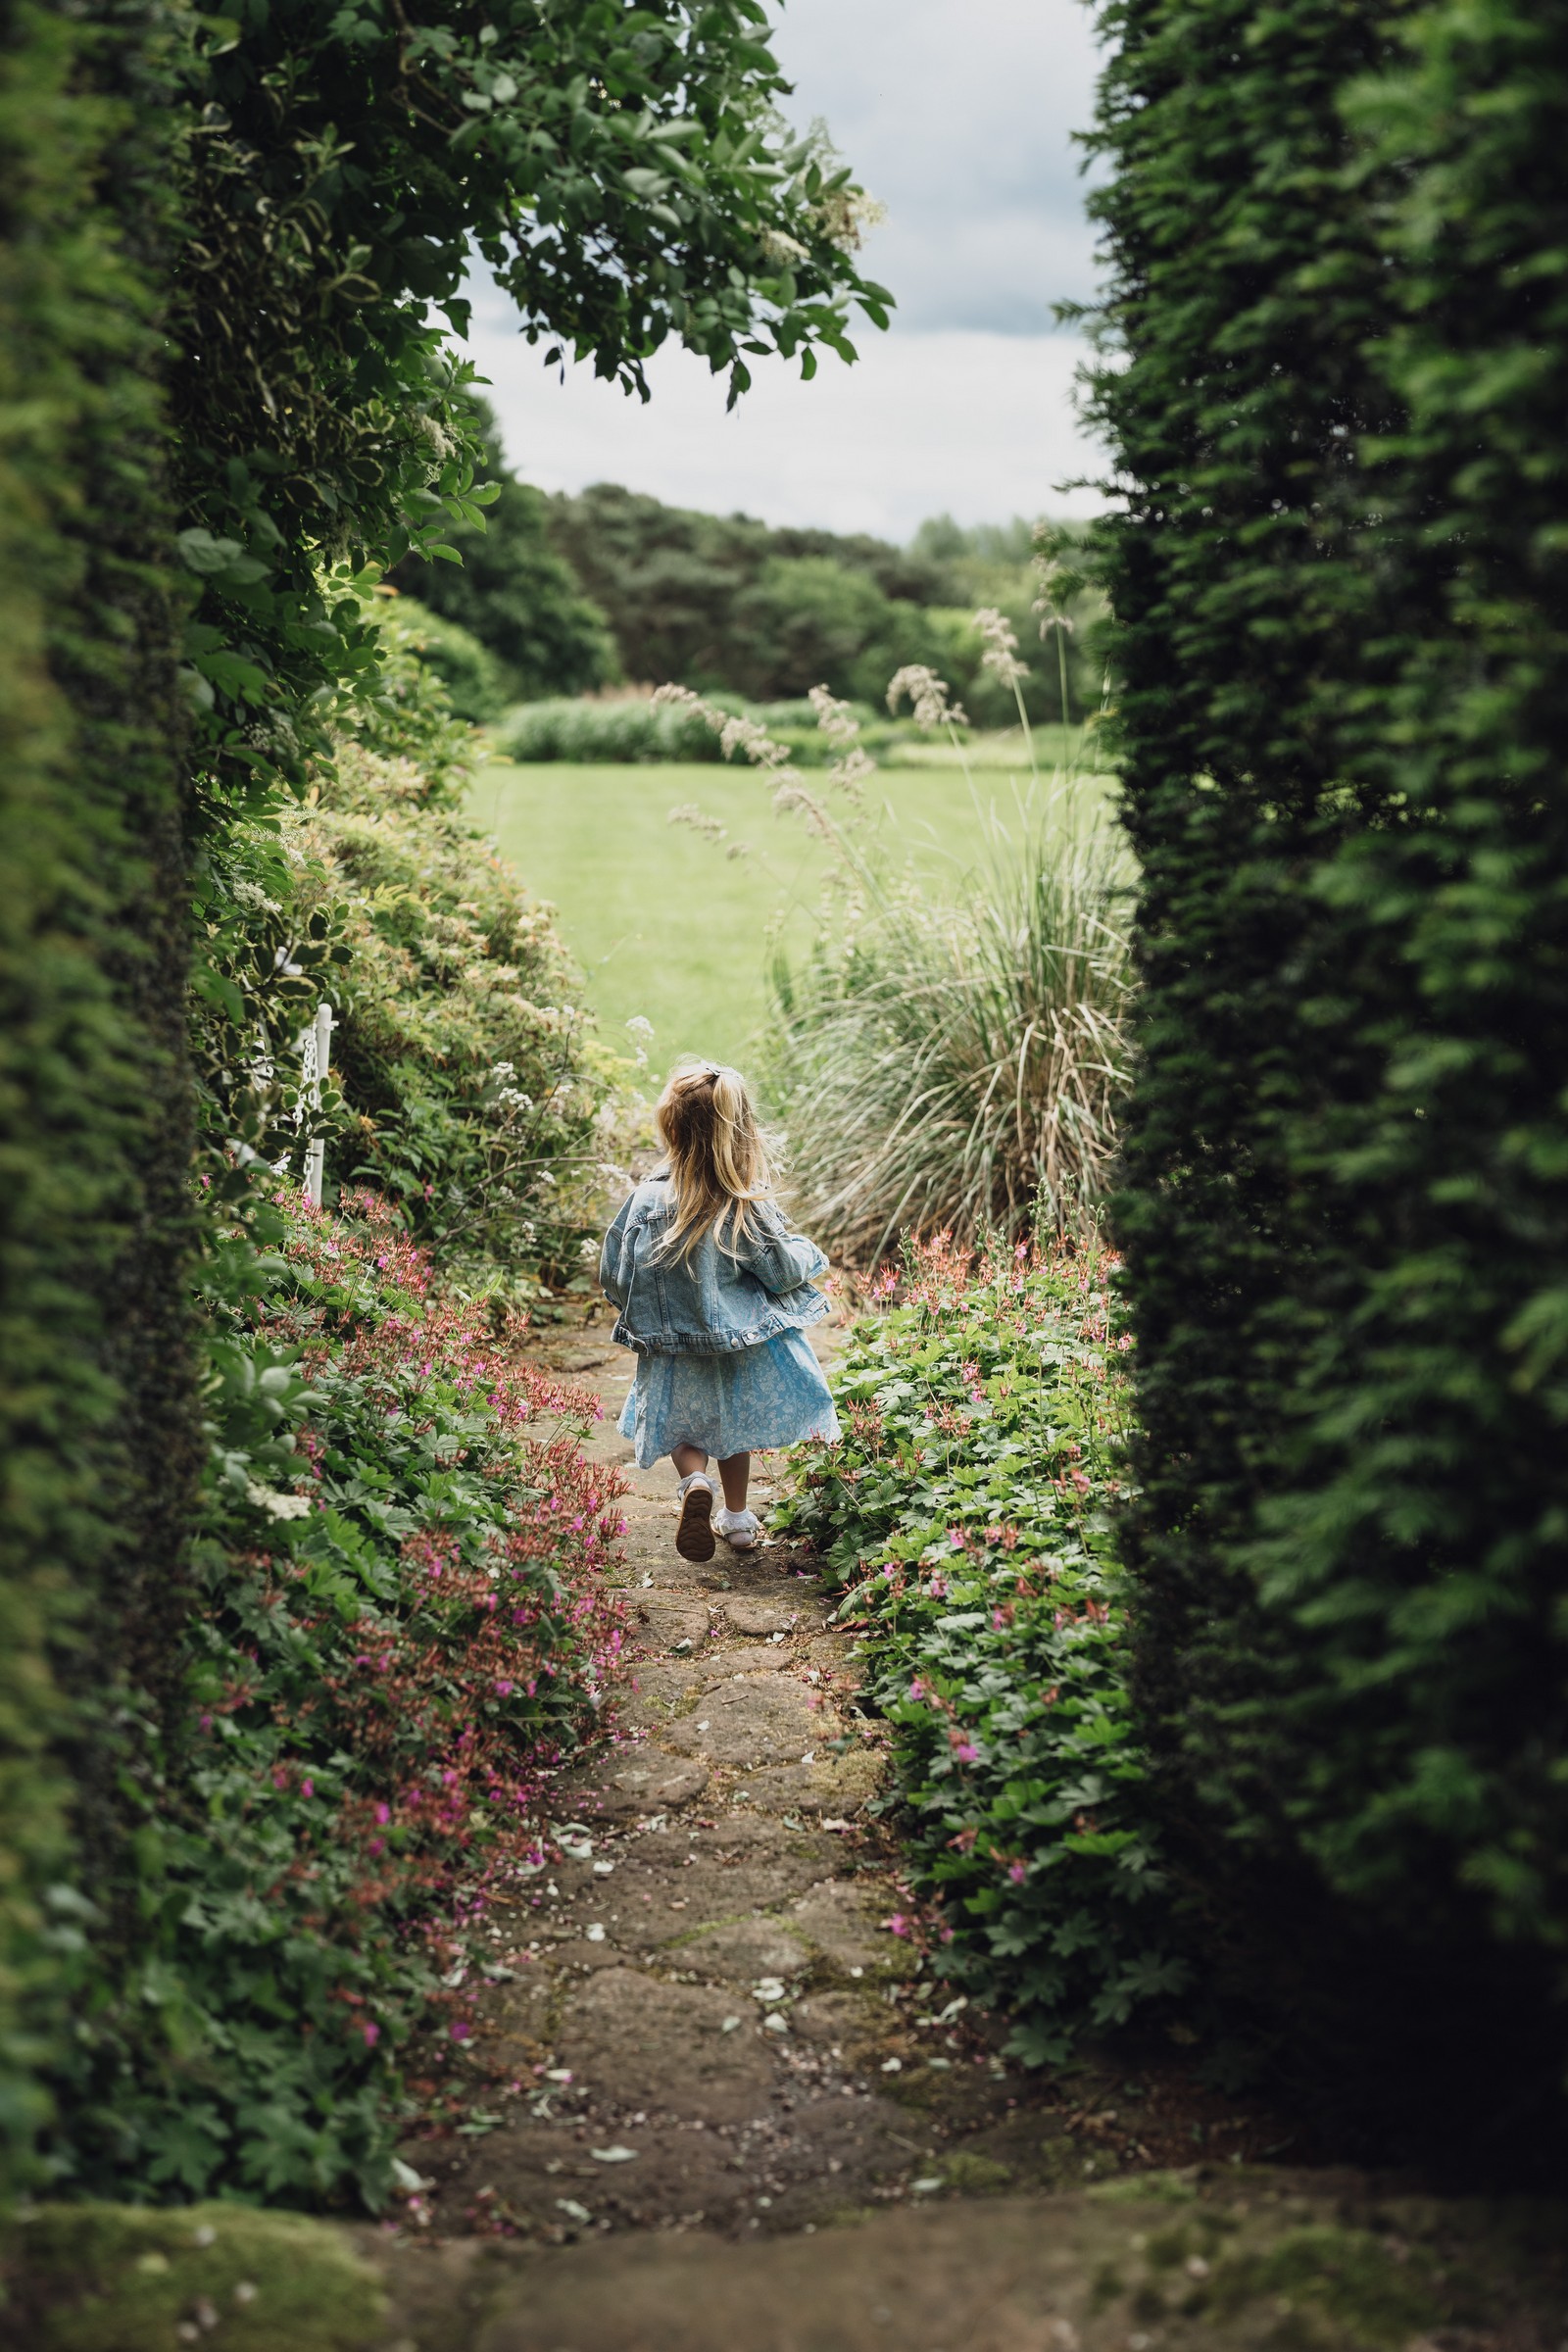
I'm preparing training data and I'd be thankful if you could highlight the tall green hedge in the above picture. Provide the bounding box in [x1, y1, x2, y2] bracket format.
[1086, 0, 1568, 2159]
[0, 0, 197, 2185]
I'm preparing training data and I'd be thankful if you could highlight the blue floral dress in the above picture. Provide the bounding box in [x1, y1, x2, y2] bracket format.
[601, 1175, 841, 1466]
[617, 1328, 840, 1467]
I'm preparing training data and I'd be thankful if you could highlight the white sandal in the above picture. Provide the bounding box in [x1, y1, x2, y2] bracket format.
[717, 1506, 762, 1552]
[675, 1473, 716, 1562]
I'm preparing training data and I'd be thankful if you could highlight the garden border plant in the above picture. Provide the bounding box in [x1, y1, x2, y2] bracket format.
[777, 1227, 1186, 2067]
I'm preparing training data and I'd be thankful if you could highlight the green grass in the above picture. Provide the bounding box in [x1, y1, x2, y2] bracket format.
[470, 734, 1114, 1068]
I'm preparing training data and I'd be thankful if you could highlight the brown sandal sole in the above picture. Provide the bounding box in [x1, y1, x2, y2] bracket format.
[675, 1482, 715, 1562]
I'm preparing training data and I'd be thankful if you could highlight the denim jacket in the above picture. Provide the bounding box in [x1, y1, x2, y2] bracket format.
[599, 1177, 830, 1355]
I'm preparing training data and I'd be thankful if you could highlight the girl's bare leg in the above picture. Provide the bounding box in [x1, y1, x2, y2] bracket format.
[717, 1451, 751, 1512]
[671, 1443, 710, 1484]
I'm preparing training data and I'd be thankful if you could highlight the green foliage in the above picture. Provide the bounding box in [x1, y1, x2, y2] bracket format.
[4, 2201, 388, 2352]
[540, 481, 1100, 717]
[5, 0, 887, 2202]
[171, 0, 892, 825]
[0, 0, 203, 2193]
[298, 740, 615, 1283]
[776, 1234, 1182, 2062]
[388, 405, 619, 703]
[912, 516, 1103, 727]
[386, 599, 509, 726]
[767, 810, 1135, 1260]
[43, 1191, 622, 2206]
[545, 480, 956, 701]
[493, 690, 929, 767]
[1084, 0, 1568, 2149]
[494, 692, 735, 765]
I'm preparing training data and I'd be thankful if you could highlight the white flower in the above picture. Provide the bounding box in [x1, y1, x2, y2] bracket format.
[808, 684, 859, 751]
[830, 745, 876, 799]
[668, 801, 727, 842]
[759, 226, 809, 266]
[1032, 554, 1077, 636]
[624, 1015, 656, 1041]
[245, 1481, 313, 1521]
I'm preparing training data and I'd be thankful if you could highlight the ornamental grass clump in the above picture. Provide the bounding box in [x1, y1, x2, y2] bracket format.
[661, 643, 1134, 1258]
[768, 808, 1135, 1259]
[776, 1231, 1185, 2064]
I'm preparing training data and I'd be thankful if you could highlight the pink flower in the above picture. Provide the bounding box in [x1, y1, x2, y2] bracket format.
[1007, 1861, 1026, 1884]
[495, 1679, 514, 1697]
[301, 1779, 314, 1798]
[884, 1913, 911, 1937]
[363, 2022, 380, 2046]
[450, 2021, 471, 2042]
[952, 1741, 979, 1763]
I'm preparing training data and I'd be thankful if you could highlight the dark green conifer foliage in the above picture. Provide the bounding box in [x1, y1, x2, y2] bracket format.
[1086, 0, 1568, 2156]
[0, 0, 198, 2185]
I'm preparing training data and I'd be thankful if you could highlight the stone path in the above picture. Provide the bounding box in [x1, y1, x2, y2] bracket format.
[359, 1326, 1568, 2350]
[403, 1318, 1087, 2243]
[14, 1324, 1568, 2351]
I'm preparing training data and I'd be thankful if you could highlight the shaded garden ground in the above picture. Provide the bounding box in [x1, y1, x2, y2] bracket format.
[14, 1295, 1568, 2346]
[393, 1318, 1302, 2250]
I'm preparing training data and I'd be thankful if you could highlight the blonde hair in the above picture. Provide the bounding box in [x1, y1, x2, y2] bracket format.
[654, 1061, 775, 1259]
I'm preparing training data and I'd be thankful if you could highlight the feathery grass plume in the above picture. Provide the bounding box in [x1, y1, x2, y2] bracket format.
[766, 797, 1135, 1260]
[652, 679, 840, 842]
[1032, 539, 1080, 732]
[886, 663, 967, 732]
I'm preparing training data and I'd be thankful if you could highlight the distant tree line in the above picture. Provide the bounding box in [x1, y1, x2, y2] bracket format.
[396, 407, 1100, 725]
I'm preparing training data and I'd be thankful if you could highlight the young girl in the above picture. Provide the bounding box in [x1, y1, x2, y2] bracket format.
[599, 1061, 839, 1561]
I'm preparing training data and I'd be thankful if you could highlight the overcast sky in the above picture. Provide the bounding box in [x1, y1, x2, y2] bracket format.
[462, 0, 1107, 541]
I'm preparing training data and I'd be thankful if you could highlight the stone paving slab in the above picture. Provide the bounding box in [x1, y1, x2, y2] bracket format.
[396, 1317, 1074, 2244]
[366, 2174, 1568, 2352]
[369, 1317, 1568, 2352]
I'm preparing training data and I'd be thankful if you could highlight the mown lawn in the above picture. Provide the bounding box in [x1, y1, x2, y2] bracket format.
[471, 732, 1113, 1066]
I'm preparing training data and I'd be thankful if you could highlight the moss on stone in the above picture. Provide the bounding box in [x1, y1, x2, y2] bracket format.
[937, 2151, 1014, 2194]
[4, 2203, 388, 2352]
[1200, 2227, 1442, 2344]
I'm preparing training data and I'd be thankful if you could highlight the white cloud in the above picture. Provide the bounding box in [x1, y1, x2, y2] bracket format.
[770, 0, 1106, 333]
[456, 0, 1111, 537]
[464, 293, 1104, 540]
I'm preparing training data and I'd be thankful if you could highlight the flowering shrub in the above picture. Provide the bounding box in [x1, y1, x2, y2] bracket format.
[776, 1233, 1185, 2064]
[45, 1189, 624, 2208]
[297, 741, 623, 1285]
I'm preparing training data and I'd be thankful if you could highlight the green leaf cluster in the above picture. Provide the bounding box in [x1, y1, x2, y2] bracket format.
[293, 736, 618, 1284]
[41, 1190, 619, 2206]
[1083, 0, 1568, 2152]
[776, 1238, 1185, 2061]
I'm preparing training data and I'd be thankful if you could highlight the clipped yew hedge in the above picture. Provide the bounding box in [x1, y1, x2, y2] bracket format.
[1085, 0, 1568, 2161]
